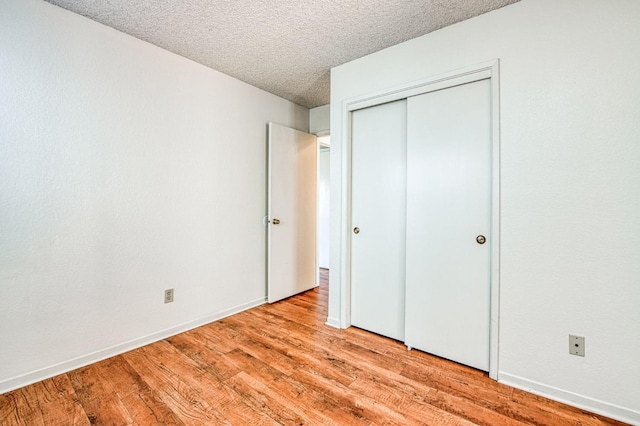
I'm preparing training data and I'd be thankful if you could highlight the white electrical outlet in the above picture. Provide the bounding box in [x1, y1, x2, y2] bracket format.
[569, 335, 585, 357]
[164, 289, 174, 304]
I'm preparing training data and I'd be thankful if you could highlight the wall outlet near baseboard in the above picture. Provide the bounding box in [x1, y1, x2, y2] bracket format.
[164, 288, 174, 304]
[569, 335, 585, 356]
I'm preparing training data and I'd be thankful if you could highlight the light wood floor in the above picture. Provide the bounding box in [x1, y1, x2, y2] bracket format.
[0, 269, 626, 425]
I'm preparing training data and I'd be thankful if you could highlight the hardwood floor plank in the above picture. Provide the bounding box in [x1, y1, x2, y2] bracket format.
[183, 322, 239, 355]
[218, 320, 298, 376]
[94, 355, 185, 425]
[1, 375, 89, 426]
[224, 349, 342, 426]
[125, 338, 276, 426]
[222, 315, 359, 387]
[285, 369, 373, 426]
[349, 370, 519, 426]
[2, 389, 47, 426]
[122, 344, 231, 425]
[0, 392, 20, 425]
[291, 367, 418, 426]
[68, 363, 133, 425]
[34, 376, 90, 426]
[224, 371, 308, 425]
[165, 333, 240, 382]
[399, 361, 588, 425]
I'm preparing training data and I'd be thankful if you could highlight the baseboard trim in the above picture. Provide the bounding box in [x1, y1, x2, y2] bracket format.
[325, 317, 342, 328]
[0, 297, 267, 394]
[499, 372, 639, 425]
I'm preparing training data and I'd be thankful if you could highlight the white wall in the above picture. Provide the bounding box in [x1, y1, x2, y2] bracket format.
[310, 104, 330, 135]
[0, 0, 308, 392]
[329, 0, 640, 422]
[318, 149, 330, 269]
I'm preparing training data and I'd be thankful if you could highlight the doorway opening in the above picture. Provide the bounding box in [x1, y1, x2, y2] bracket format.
[318, 135, 331, 318]
[317, 135, 331, 273]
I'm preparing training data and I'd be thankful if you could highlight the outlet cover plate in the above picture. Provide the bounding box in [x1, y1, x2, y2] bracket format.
[569, 335, 585, 357]
[164, 289, 174, 304]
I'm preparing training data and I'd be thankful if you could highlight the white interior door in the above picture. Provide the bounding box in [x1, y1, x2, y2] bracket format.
[351, 100, 407, 341]
[267, 123, 317, 303]
[405, 79, 492, 371]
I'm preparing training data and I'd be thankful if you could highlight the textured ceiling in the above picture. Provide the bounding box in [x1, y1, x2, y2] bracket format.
[44, 0, 519, 108]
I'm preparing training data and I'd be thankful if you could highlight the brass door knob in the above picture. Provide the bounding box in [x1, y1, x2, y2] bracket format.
[272, 218, 280, 225]
[353, 227, 360, 234]
[476, 235, 486, 244]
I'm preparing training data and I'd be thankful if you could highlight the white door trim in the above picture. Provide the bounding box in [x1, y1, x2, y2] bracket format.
[339, 59, 501, 379]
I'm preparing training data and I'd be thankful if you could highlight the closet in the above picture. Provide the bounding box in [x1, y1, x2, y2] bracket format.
[350, 77, 492, 372]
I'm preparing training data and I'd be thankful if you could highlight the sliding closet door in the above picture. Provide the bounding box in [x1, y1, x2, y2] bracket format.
[351, 100, 407, 341]
[405, 79, 492, 371]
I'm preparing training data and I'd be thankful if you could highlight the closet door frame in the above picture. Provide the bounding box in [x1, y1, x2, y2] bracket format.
[339, 60, 501, 380]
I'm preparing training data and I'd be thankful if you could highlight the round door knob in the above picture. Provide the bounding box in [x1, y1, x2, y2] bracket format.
[476, 235, 486, 244]
[353, 227, 360, 234]
[272, 218, 280, 225]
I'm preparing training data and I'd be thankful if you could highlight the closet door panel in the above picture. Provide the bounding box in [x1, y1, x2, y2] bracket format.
[351, 100, 407, 341]
[405, 79, 492, 371]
